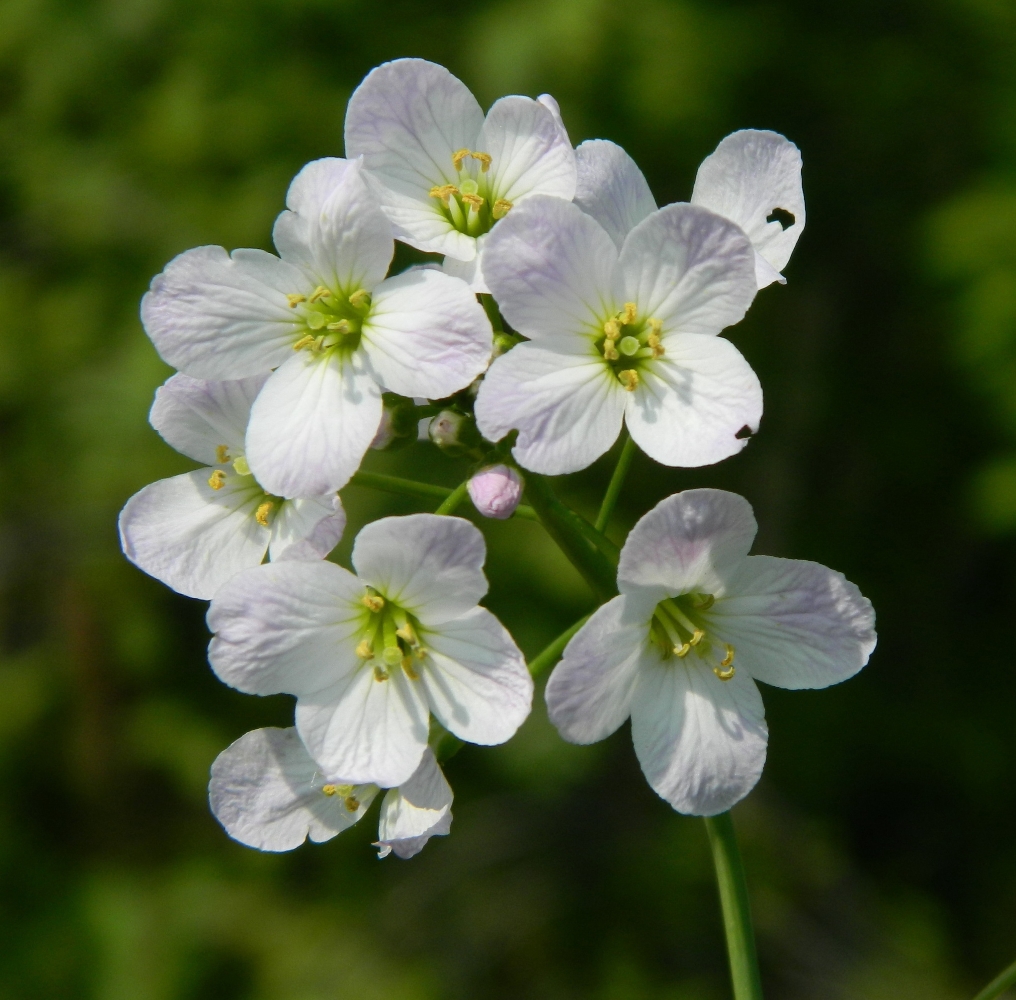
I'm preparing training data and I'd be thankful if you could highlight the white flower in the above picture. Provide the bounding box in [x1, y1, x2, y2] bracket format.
[141, 158, 492, 498]
[119, 373, 345, 600]
[473, 195, 761, 475]
[574, 131, 805, 288]
[344, 58, 576, 293]
[209, 727, 452, 858]
[207, 513, 533, 787]
[544, 489, 876, 816]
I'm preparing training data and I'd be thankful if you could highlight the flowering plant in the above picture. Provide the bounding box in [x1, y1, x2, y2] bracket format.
[121, 57, 877, 998]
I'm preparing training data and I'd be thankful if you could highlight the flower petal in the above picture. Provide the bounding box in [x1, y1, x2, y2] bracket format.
[244, 349, 383, 498]
[479, 96, 576, 204]
[420, 607, 532, 745]
[537, 93, 570, 144]
[119, 471, 267, 600]
[691, 130, 805, 287]
[149, 372, 268, 465]
[209, 727, 376, 852]
[574, 139, 657, 251]
[207, 560, 365, 697]
[482, 195, 621, 342]
[142, 246, 306, 379]
[618, 489, 757, 599]
[344, 57, 484, 259]
[545, 594, 656, 744]
[474, 342, 626, 475]
[619, 203, 757, 335]
[272, 158, 393, 293]
[709, 555, 876, 689]
[441, 239, 489, 293]
[630, 658, 768, 816]
[376, 748, 453, 859]
[268, 494, 346, 562]
[351, 514, 487, 626]
[624, 334, 762, 468]
[295, 660, 430, 787]
[361, 268, 492, 398]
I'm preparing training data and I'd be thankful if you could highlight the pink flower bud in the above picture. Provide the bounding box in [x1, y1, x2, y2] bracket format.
[468, 464, 524, 520]
[370, 408, 395, 450]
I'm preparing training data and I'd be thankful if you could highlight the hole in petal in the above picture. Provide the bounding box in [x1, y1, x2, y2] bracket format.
[766, 207, 795, 230]
[735, 425, 753, 440]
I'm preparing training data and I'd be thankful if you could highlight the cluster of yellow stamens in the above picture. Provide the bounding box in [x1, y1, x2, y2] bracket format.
[356, 589, 427, 683]
[597, 302, 665, 391]
[427, 149, 513, 236]
[206, 444, 280, 528]
[287, 286, 372, 354]
[651, 593, 736, 681]
[321, 783, 361, 812]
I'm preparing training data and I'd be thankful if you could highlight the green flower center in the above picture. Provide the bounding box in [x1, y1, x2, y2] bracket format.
[355, 588, 427, 682]
[206, 445, 284, 527]
[650, 592, 736, 681]
[594, 302, 665, 393]
[286, 286, 372, 356]
[428, 148, 513, 238]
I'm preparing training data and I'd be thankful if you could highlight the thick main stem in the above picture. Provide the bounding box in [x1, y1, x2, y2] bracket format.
[973, 958, 1016, 1000]
[703, 812, 764, 1000]
[595, 432, 637, 533]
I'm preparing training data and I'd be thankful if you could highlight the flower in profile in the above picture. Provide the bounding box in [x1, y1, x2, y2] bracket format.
[208, 514, 533, 787]
[344, 58, 576, 292]
[141, 158, 492, 498]
[119, 373, 345, 600]
[468, 464, 524, 520]
[545, 489, 876, 816]
[574, 131, 805, 288]
[474, 196, 761, 474]
[210, 727, 452, 858]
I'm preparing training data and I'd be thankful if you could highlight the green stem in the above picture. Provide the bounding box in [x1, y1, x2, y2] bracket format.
[524, 474, 618, 601]
[973, 959, 1016, 1000]
[527, 614, 591, 678]
[434, 480, 470, 516]
[479, 292, 504, 331]
[349, 471, 538, 520]
[703, 812, 765, 1000]
[595, 432, 637, 533]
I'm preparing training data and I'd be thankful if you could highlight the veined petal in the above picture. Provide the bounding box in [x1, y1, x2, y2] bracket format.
[207, 560, 366, 697]
[631, 658, 768, 816]
[619, 204, 757, 335]
[119, 471, 267, 600]
[479, 96, 577, 204]
[272, 158, 393, 293]
[150, 372, 268, 465]
[474, 342, 627, 475]
[245, 349, 383, 498]
[142, 246, 306, 379]
[441, 236, 489, 293]
[574, 139, 657, 251]
[376, 748, 452, 859]
[483, 195, 621, 341]
[709, 555, 876, 690]
[545, 594, 656, 744]
[352, 514, 487, 626]
[362, 268, 492, 398]
[268, 494, 346, 562]
[296, 660, 430, 787]
[344, 58, 484, 259]
[691, 130, 805, 287]
[420, 607, 532, 745]
[618, 489, 757, 598]
[537, 93, 570, 145]
[624, 334, 762, 468]
[209, 727, 377, 852]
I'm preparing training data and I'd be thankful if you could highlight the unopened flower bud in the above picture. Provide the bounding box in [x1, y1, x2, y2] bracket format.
[428, 409, 467, 449]
[467, 464, 524, 520]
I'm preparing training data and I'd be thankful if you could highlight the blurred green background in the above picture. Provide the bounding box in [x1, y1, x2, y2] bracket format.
[1, 0, 1015, 996]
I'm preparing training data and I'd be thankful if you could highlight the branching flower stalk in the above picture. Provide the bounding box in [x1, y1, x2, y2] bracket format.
[120, 56, 878, 1000]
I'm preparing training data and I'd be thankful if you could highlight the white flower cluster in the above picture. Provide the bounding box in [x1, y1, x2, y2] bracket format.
[120, 58, 875, 859]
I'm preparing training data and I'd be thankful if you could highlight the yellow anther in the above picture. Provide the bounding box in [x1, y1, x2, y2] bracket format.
[471, 151, 492, 172]
[286, 293, 306, 308]
[713, 663, 736, 681]
[492, 199, 513, 220]
[415, 645, 427, 660]
[603, 341, 619, 361]
[401, 656, 419, 680]
[348, 289, 371, 310]
[621, 302, 637, 324]
[255, 500, 274, 527]
[321, 784, 338, 796]
[461, 192, 485, 212]
[308, 285, 331, 304]
[362, 593, 385, 613]
[344, 795, 360, 812]
[720, 644, 735, 667]
[429, 183, 459, 202]
[208, 469, 227, 490]
[373, 664, 389, 682]
[618, 369, 639, 392]
[452, 148, 471, 170]
[647, 332, 665, 358]
[690, 629, 705, 647]
[293, 334, 315, 351]
[232, 455, 251, 476]
[648, 317, 663, 336]
[603, 318, 621, 339]
[326, 319, 351, 333]
[215, 444, 230, 464]
[396, 622, 416, 644]
[675, 642, 691, 658]
[355, 639, 374, 659]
